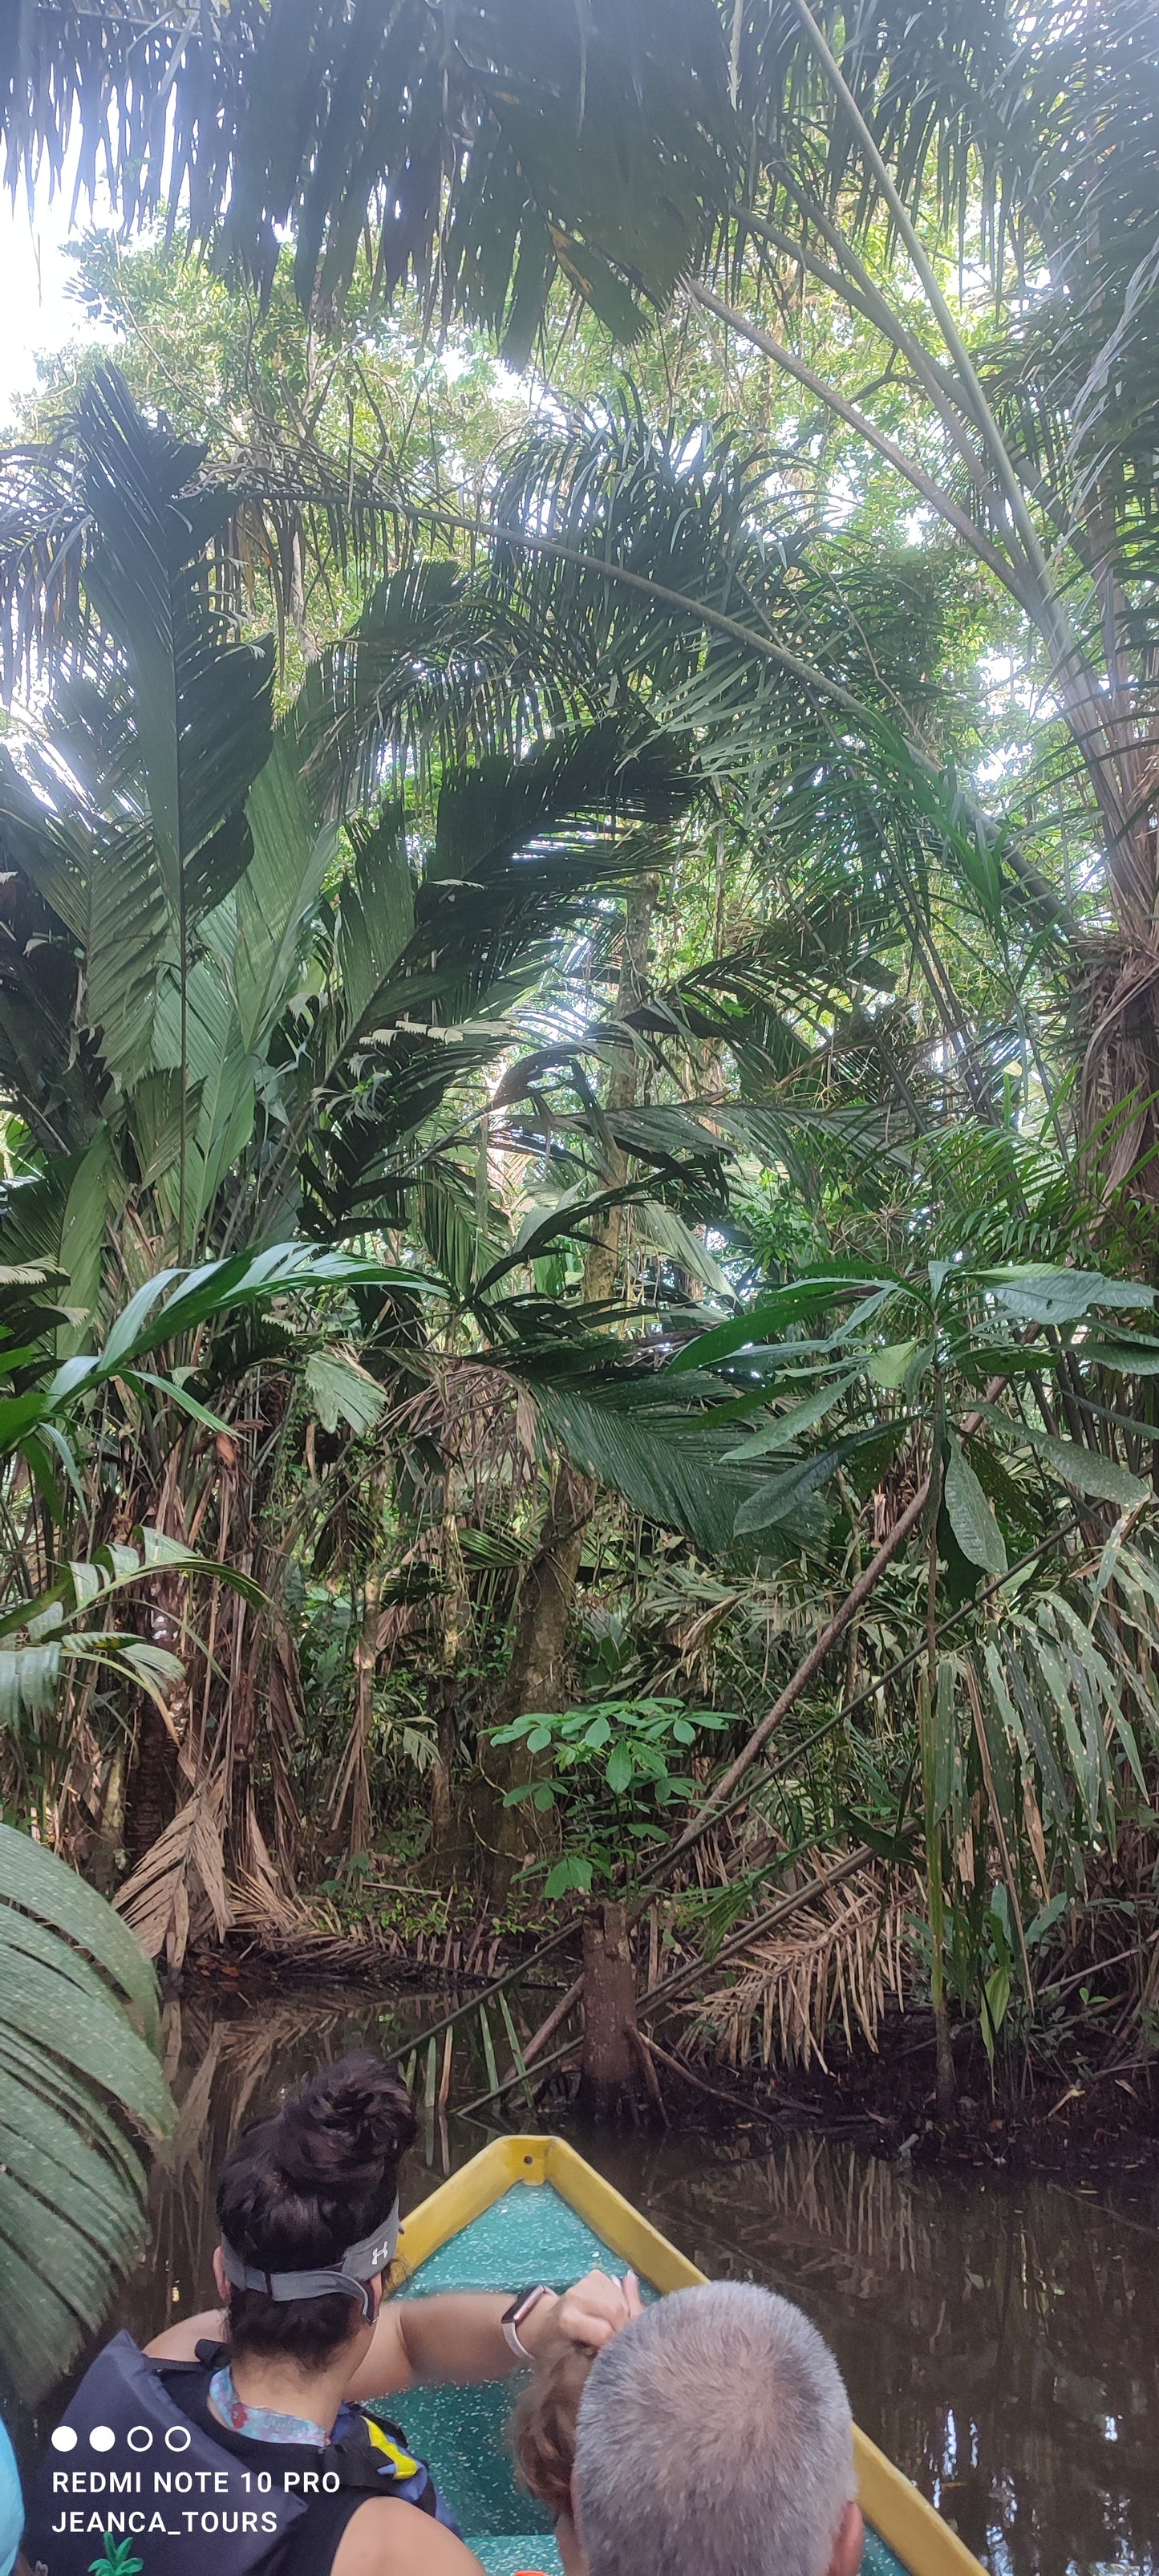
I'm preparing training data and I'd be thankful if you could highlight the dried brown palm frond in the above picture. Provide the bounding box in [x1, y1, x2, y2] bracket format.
[114, 1774, 233, 1970]
[228, 1804, 317, 1941]
[687, 1864, 909, 2074]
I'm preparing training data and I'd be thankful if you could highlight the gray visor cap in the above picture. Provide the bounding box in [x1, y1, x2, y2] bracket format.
[220, 2197, 400, 2317]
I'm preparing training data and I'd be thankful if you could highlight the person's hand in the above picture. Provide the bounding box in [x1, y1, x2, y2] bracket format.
[521, 2267, 642, 2361]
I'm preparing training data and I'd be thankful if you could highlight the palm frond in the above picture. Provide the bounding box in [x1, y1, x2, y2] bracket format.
[0, 1821, 172, 2400]
[2, 1, 734, 343]
[688, 1862, 907, 2071]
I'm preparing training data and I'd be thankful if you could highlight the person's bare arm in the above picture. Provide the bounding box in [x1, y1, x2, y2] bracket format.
[144, 2306, 227, 2359]
[345, 2269, 642, 2402]
[332, 2499, 485, 2576]
[143, 2268, 642, 2394]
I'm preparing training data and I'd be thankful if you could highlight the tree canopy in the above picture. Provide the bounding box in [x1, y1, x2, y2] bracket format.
[1, 13, 1159, 2408]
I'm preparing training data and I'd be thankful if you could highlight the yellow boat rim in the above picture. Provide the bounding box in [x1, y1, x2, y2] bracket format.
[395, 2133, 987, 2576]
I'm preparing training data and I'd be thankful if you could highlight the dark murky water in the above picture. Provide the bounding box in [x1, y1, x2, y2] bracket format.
[63, 1986, 1159, 2576]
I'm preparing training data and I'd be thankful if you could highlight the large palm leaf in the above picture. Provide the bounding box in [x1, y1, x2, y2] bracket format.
[294, 718, 701, 1252]
[0, 1821, 172, 2401]
[2, 0, 733, 349]
[0, 367, 275, 1259]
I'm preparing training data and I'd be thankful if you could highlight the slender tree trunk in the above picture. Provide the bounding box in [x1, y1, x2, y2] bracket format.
[429, 1503, 472, 1881]
[347, 1574, 379, 1856]
[578, 1901, 642, 2122]
[123, 1544, 192, 1868]
[924, 1503, 956, 2120]
[481, 882, 659, 1901]
[481, 1460, 594, 1904]
[123, 1698, 180, 1870]
[582, 874, 658, 1308]
[429, 1684, 456, 1855]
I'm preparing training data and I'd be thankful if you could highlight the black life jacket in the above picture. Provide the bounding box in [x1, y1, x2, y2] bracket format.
[22, 2331, 454, 2576]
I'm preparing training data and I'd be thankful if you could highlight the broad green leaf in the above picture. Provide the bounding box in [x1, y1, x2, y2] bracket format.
[338, 805, 416, 1044]
[0, 1388, 50, 1460]
[303, 1348, 387, 1437]
[984, 1964, 1011, 2039]
[981, 1264, 1154, 1325]
[0, 1642, 61, 1721]
[1081, 1338, 1159, 1374]
[719, 1367, 860, 1463]
[533, 1379, 792, 1557]
[545, 1856, 594, 1899]
[979, 1403, 1150, 1509]
[1, 1913, 170, 2124]
[665, 1272, 894, 1374]
[0, 1824, 172, 2399]
[0, 1823, 158, 2019]
[0, 1136, 118, 1362]
[1025, 1892, 1068, 1949]
[79, 370, 274, 921]
[95, 1268, 183, 1372]
[635, 1201, 733, 1300]
[1114, 1712, 1147, 1795]
[236, 706, 340, 1053]
[732, 1440, 855, 1535]
[945, 1437, 1007, 1575]
[126, 1369, 233, 1432]
[867, 1339, 925, 1390]
[1030, 1434, 1147, 1510]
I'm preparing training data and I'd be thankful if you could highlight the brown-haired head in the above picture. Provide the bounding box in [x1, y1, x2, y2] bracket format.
[217, 2052, 416, 2367]
[510, 2330, 596, 2519]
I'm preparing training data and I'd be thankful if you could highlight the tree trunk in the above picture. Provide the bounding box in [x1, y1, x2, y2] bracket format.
[582, 875, 658, 1308]
[577, 1901, 642, 2122]
[121, 1455, 194, 1874]
[429, 1681, 455, 1854]
[123, 1696, 180, 1870]
[428, 1507, 473, 1881]
[480, 1460, 594, 1904]
[347, 1574, 379, 1856]
[480, 882, 657, 1901]
[923, 1509, 957, 2122]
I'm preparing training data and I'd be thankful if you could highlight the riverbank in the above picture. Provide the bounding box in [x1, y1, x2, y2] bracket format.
[179, 1931, 1158, 2185]
[716, 2008, 1159, 2183]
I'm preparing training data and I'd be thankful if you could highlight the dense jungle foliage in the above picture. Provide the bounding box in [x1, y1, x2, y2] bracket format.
[2, 10, 1159, 2365]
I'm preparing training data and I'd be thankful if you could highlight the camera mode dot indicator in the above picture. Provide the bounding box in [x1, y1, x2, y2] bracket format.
[50, 2428, 77, 2454]
[89, 2428, 115, 2453]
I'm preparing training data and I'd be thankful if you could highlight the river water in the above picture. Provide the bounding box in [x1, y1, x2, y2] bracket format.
[84, 1986, 1159, 2576]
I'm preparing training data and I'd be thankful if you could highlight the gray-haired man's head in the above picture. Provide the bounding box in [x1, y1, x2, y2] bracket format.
[572, 2281, 863, 2576]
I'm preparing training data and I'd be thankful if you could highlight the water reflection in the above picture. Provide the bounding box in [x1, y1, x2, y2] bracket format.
[582, 2125, 1159, 2576]
[47, 1988, 1159, 2576]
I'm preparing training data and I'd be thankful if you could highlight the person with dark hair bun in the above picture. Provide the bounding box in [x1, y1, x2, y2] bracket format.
[22, 2055, 642, 2576]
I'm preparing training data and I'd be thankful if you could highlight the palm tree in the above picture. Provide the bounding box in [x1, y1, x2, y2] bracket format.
[2, 0, 733, 355]
[689, 0, 1159, 1200]
[0, 369, 716, 1916]
[11, 4, 1155, 1202]
[0, 371, 705, 1288]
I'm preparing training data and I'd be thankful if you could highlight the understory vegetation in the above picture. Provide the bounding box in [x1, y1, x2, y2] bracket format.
[2, 10, 1159, 2368]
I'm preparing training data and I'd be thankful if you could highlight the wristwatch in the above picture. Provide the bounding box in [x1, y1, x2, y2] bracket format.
[502, 2282, 553, 2360]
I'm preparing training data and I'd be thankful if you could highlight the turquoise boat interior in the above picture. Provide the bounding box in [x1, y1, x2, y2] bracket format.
[386, 2171, 910, 2576]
